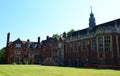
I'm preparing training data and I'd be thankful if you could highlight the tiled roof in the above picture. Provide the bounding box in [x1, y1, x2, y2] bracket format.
[7, 39, 42, 49]
[96, 18, 120, 27]
[70, 18, 120, 37]
[71, 28, 88, 36]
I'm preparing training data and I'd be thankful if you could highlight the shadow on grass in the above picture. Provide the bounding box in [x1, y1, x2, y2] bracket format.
[39, 64, 120, 71]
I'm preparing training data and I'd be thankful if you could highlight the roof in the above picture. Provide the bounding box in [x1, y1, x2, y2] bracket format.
[7, 39, 42, 49]
[41, 37, 58, 46]
[70, 18, 120, 37]
[71, 28, 88, 37]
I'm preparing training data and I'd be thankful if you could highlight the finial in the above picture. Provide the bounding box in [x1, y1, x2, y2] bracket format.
[90, 6, 92, 13]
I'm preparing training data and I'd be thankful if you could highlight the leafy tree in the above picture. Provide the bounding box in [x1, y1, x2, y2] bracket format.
[52, 34, 60, 38]
[67, 29, 75, 37]
[0, 47, 6, 64]
[52, 29, 75, 38]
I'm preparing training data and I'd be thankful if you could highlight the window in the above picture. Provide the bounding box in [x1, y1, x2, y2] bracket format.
[58, 44, 62, 48]
[38, 44, 41, 48]
[73, 42, 79, 52]
[32, 43, 36, 48]
[66, 44, 71, 52]
[25, 43, 30, 48]
[98, 36, 103, 53]
[16, 50, 21, 54]
[104, 36, 112, 53]
[81, 41, 87, 51]
[14, 57, 20, 63]
[99, 58, 104, 64]
[91, 39, 96, 51]
[15, 43, 21, 48]
[91, 58, 98, 64]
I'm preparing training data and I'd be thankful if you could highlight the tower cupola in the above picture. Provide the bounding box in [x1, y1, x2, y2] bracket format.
[89, 7, 96, 29]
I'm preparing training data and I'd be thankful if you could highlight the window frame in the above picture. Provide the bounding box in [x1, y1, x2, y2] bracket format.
[91, 39, 97, 51]
[15, 49, 21, 54]
[15, 43, 21, 48]
[81, 41, 87, 51]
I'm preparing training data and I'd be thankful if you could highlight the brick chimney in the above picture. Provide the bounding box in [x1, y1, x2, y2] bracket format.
[6, 32, 10, 46]
[46, 36, 49, 40]
[27, 39, 30, 42]
[38, 37, 40, 43]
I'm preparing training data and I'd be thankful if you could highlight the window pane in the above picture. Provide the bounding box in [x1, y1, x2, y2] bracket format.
[98, 36, 103, 53]
[25, 43, 30, 48]
[81, 41, 87, 51]
[14, 57, 20, 63]
[73, 42, 79, 52]
[16, 50, 21, 54]
[104, 36, 112, 53]
[15, 44, 21, 48]
[91, 39, 96, 51]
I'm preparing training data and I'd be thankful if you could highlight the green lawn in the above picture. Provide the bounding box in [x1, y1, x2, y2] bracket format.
[0, 65, 119, 76]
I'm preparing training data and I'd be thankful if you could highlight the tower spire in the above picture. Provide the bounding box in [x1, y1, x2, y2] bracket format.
[89, 6, 96, 29]
[91, 6, 92, 13]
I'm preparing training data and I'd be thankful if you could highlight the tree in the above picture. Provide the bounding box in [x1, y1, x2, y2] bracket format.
[52, 34, 60, 38]
[0, 47, 6, 64]
[52, 29, 75, 38]
[67, 29, 75, 37]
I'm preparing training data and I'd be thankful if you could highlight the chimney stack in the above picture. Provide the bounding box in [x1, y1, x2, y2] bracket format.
[63, 32, 66, 38]
[7, 32, 10, 46]
[38, 37, 40, 43]
[47, 36, 49, 40]
[27, 39, 30, 42]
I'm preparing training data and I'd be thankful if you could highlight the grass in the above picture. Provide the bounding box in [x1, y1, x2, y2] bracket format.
[0, 65, 119, 76]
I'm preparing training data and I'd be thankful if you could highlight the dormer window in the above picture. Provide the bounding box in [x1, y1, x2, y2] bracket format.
[15, 50, 21, 54]
[15, 43, 21, 48]
[38, 44, 41, 48]
[32, 43, 36, 48]
[25, 43, 30, 48]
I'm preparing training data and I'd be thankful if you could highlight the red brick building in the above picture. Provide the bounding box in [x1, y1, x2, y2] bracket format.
[5, 9, 120, 69]
[64, 10, 120, 68]
[5, 33, 64, 65]
[5, 33, 41, 64]
[40, 36, 64, 65]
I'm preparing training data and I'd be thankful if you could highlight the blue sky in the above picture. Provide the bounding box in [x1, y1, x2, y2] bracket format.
[0, 0, 120, 49]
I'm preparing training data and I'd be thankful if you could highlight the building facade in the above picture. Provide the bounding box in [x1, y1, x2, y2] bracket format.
[6, 34, 42, 64]
[64, 10, 120, 68]
[5, 10, 120, 68]
[5, 33, 64, 65]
